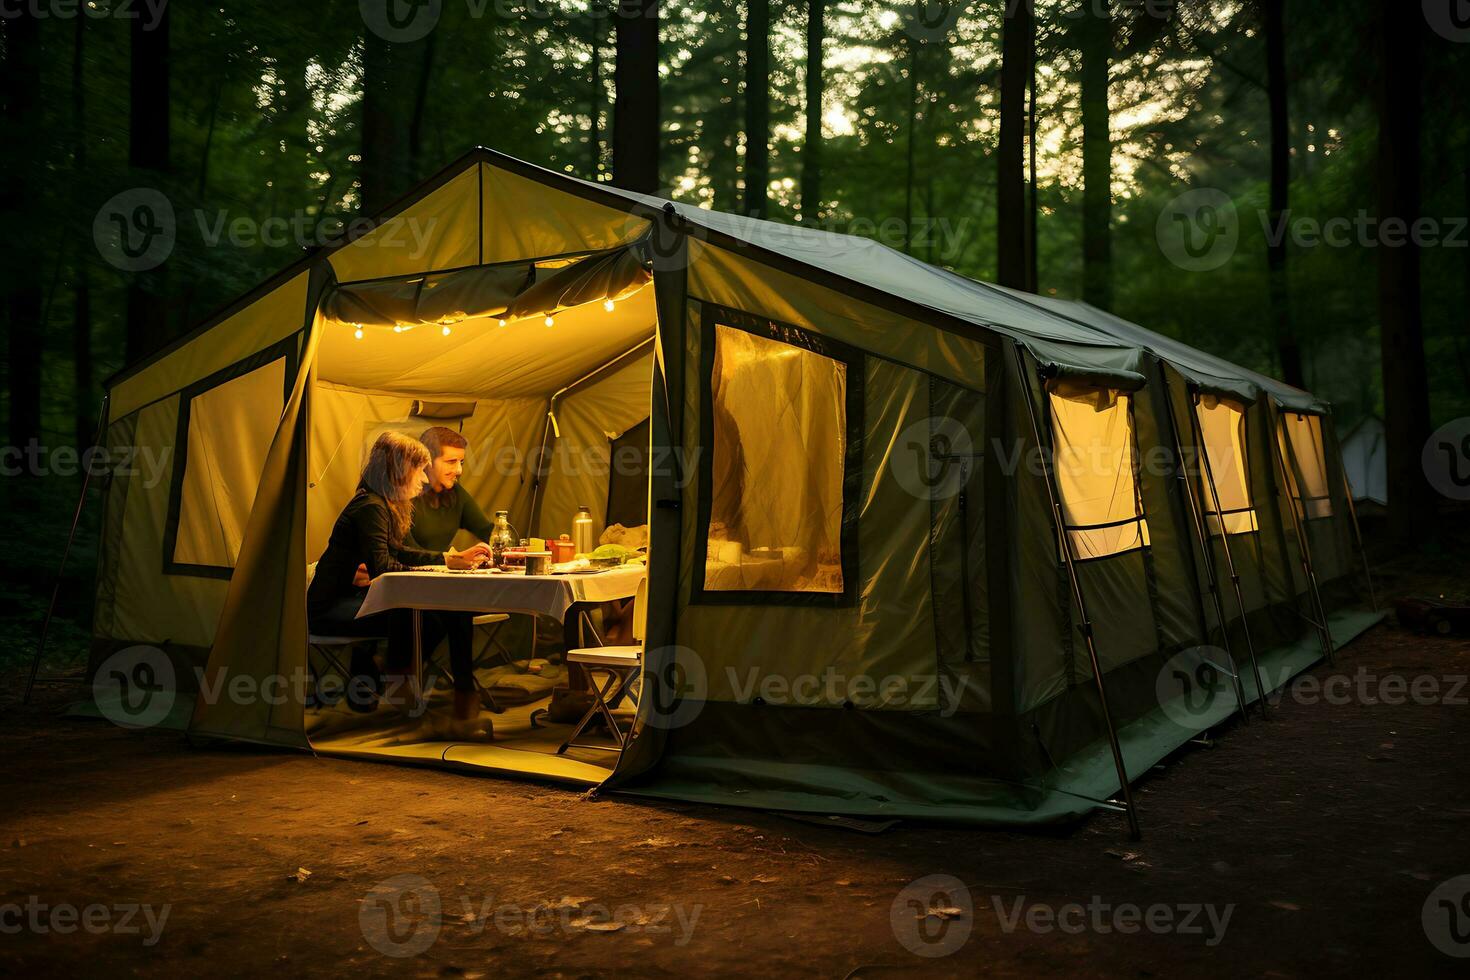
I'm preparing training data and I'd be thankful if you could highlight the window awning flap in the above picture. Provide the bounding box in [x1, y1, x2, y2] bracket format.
[502, 244, 653, 321]
[320, 244, 652, 329]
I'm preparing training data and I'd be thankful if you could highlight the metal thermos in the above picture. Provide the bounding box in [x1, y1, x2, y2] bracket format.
[572, 506, 595, 555]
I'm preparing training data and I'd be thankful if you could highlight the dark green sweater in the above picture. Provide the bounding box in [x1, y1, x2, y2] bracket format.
[407, 484, 495, 553]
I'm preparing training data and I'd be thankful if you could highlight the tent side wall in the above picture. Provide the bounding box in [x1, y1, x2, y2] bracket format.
[91, 273, 315, 690]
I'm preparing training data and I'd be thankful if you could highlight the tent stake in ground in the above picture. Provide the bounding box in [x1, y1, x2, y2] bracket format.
[1186, 386, 1270, 715]
[1160, 372, 1254, 722]
[1012, 343, 1142, 841]
[1270, 412, 1337, 668]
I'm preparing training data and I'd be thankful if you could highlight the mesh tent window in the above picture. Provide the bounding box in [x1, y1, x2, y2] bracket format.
[1279, 411, 1334, 520]
[1195, 394, 1259, 534]
[1047, 382, 1151, 560]
[693, 308, 861, 604]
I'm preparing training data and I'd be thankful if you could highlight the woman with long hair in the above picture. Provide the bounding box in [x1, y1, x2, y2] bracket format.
[308, 432, 491, 735]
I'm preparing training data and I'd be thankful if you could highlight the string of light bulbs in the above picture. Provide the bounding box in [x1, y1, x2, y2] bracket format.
[344, 295, 623, 340]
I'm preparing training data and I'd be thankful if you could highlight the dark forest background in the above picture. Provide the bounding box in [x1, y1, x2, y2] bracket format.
[2, 1, 1468, 668]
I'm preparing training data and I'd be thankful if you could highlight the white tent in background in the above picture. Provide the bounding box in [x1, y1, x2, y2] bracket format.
[1340, 415, 1387, 507]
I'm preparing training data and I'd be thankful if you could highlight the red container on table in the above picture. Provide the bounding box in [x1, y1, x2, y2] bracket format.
[550, 535, 577, 563]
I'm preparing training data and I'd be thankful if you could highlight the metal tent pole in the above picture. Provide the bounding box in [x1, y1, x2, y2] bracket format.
[25, 396, 110, 705]
[1012, 344, 1141, 840]
[1332, 427, 1379, 612]
[1185, 391, 1270, 716]
[1271, 411, 1337, 667]
[1159, 375, 1251, 722]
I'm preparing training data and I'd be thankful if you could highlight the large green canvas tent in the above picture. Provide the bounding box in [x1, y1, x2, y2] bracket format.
[74, 148, 1381, 829]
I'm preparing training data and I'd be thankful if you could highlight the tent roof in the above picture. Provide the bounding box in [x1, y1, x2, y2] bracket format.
[109, 147, 1328, 410]
[998, 290, 1328, 414]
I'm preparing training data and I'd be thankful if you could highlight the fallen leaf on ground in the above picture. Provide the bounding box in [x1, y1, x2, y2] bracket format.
[1268, 900, 1300, 911]
[292, 867, 312, 883]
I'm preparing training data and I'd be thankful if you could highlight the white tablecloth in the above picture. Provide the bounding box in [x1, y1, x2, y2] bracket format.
[356, 564, 646, 621]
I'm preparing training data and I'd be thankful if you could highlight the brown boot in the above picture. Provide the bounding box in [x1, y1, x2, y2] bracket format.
[448, 690, 493, 740]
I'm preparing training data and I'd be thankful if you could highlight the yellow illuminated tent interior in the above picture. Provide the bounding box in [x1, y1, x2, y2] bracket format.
[78, 148, 1384, 828]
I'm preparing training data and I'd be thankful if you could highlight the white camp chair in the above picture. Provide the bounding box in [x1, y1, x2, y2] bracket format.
[556, 577, 646, 754]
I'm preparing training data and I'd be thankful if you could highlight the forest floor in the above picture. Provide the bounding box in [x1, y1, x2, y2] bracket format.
[2, 548, 1469, 977]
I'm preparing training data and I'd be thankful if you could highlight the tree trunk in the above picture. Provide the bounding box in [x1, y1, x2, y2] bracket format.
[801, 0, 824, 222]
[408, 34, 437, 175]
[73, 14, 93, 450]
[591, 6, 604, 179]
[360, 32, 401, 215]
[1026, 30, 1038, 292]
[612, 0, 660, 194]
[997, 0, 1033, 289]
[743, 0, 770, 218]
[1080, 1, 1112, 309]
[127, 8, 171, 364]
[3, 8, 44, 454]
[1376, 3, 1431, 546]
[904, 37, 919, 253]
[1264, 0, 1302, 387]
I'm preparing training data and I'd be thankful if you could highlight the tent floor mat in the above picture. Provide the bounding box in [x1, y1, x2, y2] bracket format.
[613, 605, 1387, 827]
[306, 693, 625, 786]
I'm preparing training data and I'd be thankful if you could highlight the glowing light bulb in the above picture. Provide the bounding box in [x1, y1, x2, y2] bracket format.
[544, 315, 555, 327]
[603, 298, 615, 312]
[497, 318, 508, 328]
[353, 327, 363, 340]
[393, 325, 402, 333]
[442, 325, 451, 336]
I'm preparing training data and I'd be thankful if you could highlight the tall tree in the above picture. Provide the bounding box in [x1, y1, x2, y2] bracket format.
[3, 8, 43, 454]
[73, 14, 93, 449]
[1079, 2, 1112, 309]
[997, 0, 1034, 289]
[590, 5, 605, 179]
[127, 7, 171, 363]
[360, 32, 404, 214]
[1376, 2, 1432, 545]
[802, 0, 824, 222]
[1264, 0, 1301, 386]
[613, 0, 661, 194]
[904, 33, 921, 253]
[743, 0, 771, 218]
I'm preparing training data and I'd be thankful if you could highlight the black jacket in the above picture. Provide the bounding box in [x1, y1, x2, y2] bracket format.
[307, 488, 442, 616]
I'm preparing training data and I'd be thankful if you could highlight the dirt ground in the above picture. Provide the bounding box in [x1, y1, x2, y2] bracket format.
[3, 598, 1469, 977]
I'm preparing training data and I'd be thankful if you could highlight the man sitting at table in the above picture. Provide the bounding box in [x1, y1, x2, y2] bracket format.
[406, 426, 495, 552]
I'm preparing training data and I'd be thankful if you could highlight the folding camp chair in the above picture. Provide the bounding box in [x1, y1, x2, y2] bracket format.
[557, 577, 646, 754]
[307, 634, 384, 707]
